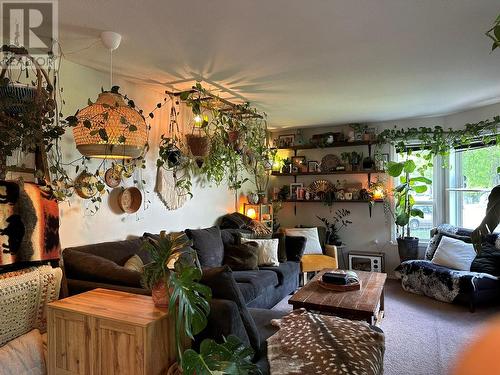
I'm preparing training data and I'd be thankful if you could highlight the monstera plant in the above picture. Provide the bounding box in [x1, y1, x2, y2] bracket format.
[142, 232, 259, 375]
[387, 159, 432, 262]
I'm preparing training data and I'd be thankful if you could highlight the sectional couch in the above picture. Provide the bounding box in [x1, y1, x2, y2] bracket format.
[62, 227, 302, 374]
[63, 229, 300, 309]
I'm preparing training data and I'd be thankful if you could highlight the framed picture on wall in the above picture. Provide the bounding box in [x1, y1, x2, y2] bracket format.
[278, 134, 295, 148]
[308, 161, 319, 172]
[289, 182, 303, 199]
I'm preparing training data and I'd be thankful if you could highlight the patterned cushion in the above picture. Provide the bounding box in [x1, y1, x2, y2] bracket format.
[0, 265, 61, 346]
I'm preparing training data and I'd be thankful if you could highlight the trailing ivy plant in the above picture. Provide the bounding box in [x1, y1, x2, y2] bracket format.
[171, 84, 269, 195]
[486, 14, 500, 51]
[377, 117, 500, 158]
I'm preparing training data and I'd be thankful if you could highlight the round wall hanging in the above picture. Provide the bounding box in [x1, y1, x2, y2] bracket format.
[104, 168, 122, 188]
[118, 187, 142, 213]
[74, 172, 99, 199]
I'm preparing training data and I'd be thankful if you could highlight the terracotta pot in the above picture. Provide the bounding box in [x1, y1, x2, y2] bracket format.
[258, 193, 268, 204]
[152, 281, 170, 308]
[166, 362, 182, 375]
[186, 134, 209, 157]
[227, 130, 240, 144]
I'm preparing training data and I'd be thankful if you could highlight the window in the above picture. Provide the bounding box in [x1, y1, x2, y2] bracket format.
[448, 145, 500, 229]
[395, 152, 435, 241]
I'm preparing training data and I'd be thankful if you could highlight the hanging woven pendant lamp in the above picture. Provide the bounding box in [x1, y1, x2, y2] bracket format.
[72, 31, 147, 159]
[73, 89, 147, 159]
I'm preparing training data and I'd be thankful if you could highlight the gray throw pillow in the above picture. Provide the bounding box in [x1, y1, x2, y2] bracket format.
[185, 226, 224, 268]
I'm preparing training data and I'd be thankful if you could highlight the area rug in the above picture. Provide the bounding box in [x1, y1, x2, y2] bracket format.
[272, 279, 498, 375]
[267, 308, 384, 375]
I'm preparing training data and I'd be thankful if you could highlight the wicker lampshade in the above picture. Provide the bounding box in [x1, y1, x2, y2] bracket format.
[73, 92, 147, 159]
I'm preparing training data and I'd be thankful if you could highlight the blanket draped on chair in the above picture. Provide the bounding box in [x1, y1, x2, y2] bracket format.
[267, 309, 385, 375]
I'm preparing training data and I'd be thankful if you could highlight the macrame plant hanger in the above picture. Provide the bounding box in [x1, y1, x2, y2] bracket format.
[155, 97, 189, 210]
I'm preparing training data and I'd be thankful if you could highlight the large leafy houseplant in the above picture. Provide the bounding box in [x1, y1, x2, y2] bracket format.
[317, 209, 352, 246]
[387, 158, 432, 261]
[141, 232, 259, 374]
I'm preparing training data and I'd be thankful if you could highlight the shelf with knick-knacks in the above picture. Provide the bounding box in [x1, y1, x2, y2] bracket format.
[271, 130, 387, 216]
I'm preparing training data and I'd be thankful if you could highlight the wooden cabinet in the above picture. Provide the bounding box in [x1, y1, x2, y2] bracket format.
[48, 288, 177, 375]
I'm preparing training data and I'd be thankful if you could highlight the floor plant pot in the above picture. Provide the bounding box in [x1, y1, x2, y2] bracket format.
[151, 281, 170, 308]
[397, 237, 419, 262]
[186, 134, 209, 157]
[166, 362, 182, 375]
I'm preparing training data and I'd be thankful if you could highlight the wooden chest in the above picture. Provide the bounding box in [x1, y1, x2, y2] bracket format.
[47, 288, 177, 375]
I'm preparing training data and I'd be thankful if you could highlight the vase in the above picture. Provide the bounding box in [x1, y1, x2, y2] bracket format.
[397, 237, 419, 262]
[248, 192, 259, 205]
[152, 281, 170, 308]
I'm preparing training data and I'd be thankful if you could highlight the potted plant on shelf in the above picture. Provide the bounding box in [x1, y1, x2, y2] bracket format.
[317, 209, 352, 246]
[341, 152, 353, 171]
[387, 159, 432, 262]
[141, 232, 259, 374]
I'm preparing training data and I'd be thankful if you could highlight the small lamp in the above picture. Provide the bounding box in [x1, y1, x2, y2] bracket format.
[370, 182, 385, 201]
[246, 207, 257, 220]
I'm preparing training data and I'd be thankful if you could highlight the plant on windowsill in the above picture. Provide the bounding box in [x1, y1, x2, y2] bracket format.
[317, 209, 352, 246]
[141, 232, 260, 375]
[386, 158, 432, 262]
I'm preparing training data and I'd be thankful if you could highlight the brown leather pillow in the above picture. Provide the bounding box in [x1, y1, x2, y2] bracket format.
[223, 242, 259, 271]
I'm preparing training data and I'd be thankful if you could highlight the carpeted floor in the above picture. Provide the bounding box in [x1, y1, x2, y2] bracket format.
[271, 279, 499, 375]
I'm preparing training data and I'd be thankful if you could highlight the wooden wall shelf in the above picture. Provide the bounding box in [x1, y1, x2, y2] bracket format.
[271, 169, 385, 176]
[273, 140, 378, 151]
[282, 199, 383, 204]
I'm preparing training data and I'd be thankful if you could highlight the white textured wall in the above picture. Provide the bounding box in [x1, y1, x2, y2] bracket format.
[271, 102, 500, 275]
[57, 61, 240, 248]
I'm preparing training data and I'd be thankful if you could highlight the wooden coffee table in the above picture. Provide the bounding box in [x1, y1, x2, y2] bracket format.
[289, 269, 387, 325]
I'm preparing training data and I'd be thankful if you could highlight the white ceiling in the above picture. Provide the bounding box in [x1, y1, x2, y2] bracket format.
[58, 0, 500, 128]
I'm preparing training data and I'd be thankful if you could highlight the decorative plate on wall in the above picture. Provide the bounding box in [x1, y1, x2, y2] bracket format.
[320, 154, 340, 172]
[74, 172, 98, 199]
[118, 187, 142, 214]
[104, 167, 122, 188]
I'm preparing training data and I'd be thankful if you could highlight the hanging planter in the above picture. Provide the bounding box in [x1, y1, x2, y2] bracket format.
[186, 133, 209, 157]
[227, 129, 240, 145]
